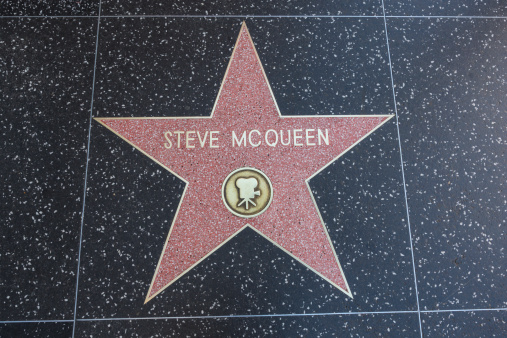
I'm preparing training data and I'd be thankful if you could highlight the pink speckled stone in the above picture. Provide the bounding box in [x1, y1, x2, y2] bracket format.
[98, 24, 391, 301]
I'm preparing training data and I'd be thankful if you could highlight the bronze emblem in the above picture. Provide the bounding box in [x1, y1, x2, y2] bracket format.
[222, 168, 273, 218]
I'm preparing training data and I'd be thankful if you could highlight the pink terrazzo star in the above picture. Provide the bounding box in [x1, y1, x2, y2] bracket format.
[96, 23, 393, 303]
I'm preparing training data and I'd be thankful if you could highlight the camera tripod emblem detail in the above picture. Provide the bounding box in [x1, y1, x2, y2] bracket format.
[222, 167, 273, 218]
[236, 177, 260, 210]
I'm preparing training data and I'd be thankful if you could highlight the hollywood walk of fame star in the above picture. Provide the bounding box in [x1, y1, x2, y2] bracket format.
[95, 22, 393, 303]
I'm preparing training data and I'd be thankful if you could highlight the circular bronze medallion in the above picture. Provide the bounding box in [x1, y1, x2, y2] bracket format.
[222, 167, 273, 218]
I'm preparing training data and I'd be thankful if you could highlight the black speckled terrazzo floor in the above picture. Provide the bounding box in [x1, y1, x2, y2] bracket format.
[0, 1, 505, 337]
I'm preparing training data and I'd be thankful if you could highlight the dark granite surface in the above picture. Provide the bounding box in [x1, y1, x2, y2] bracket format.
[75, 313, 420, 337]
[100, 0, 382, 16]
[0, 18, 96, 320]
[92, 18, 392, 118]
[384, 0, 507, 17]
[1, 1, 505, 337]
[422, 310, 506, 337]
[0, 1, 99, 16]
[0, 322, 72, 338]
[388, 18, 506, 311]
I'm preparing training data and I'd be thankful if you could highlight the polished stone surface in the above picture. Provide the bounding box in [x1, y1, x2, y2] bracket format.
[388, 18, 506, 311]
[422, 311, 506, 337]
[76, 313, 420, 336]
[0, 1, 505, 337]
[92, 18, 392, 118]
[0, 322, 72, 337]
[384, 0, 507, 16]
[0, 18, 96, 320]
[100, 0, 382, 16]
[0, 1, 99, 16]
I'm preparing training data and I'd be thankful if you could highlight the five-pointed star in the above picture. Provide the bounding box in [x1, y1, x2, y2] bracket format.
[96, 23, 393, 303]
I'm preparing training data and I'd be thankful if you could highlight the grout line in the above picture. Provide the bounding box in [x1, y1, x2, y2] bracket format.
[2, 308, 506, 324]
[381, 1, 423, 338]
[0, 15, 377, 19]
[74, 307, 507, 321]
[0, 15, 97, 18]
[422, 308, 507, 313]
[77, 311, 419, 321]
[386, 15, 507, 19]
[1, 14, 507, 19]
[0, 15, 378, 19]
[0, 320, 74, 324]
[71, 1, 102, 337]
[99, 15, 507, 19]
[100, 14, 379, 18]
